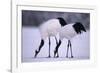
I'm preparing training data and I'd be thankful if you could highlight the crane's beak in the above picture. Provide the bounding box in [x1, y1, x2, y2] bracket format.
[82, 26, 86, 32]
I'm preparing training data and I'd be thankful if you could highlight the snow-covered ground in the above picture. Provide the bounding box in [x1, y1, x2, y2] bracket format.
[22, 27, 90, 62]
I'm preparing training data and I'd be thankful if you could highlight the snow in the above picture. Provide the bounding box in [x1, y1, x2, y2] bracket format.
[22, 27, 90, 62]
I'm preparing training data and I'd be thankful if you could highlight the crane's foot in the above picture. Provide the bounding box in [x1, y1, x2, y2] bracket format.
[48, 55, 51, 58]
[71, 56, 74, 58]
[66, 55, 68, 58]
[56, 55, 59, 58]
[54, 55, 59, 58]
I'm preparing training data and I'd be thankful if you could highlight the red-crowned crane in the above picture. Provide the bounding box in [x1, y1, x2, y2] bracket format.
[54, 22, 86, 58]
[34, 17, 67, 58]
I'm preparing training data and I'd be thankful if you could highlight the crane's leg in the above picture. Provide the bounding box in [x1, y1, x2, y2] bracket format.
[66, 40, 70, 58]
[54, 40, 61, 58]
[34, 39, 44, 58]
[54, 37, 58, 58]
[69, 40, 73, 58]
[48, 37, 51, 58]
[55, 37, 58, 45]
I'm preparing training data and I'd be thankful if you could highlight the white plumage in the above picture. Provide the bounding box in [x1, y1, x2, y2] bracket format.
[34, 18, 62, 57]
[39, 19, 61, 40]
[59, 23, 77, 40]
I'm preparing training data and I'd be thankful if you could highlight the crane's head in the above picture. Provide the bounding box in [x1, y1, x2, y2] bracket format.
[73, 22, 86, 34]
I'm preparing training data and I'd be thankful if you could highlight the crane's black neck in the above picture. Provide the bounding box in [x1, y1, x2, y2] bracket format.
[57, 17, 67, 27]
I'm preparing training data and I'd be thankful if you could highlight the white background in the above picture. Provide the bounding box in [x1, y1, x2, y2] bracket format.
[0, 0, 99, 73]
